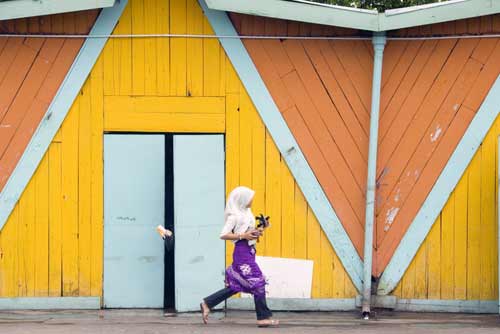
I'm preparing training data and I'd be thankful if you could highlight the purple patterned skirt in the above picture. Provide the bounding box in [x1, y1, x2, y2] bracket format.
[225, 241, 267, 297]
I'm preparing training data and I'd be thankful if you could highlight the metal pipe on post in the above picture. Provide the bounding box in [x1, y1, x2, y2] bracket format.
[362, 31, 386, 320]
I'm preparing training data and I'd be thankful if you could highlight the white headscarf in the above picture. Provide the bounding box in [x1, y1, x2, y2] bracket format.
[224, 186, 255, 225]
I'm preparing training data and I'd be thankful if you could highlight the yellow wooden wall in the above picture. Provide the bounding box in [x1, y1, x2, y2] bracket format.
[393, 115, 500, 301]
[0, 0, 356, 299]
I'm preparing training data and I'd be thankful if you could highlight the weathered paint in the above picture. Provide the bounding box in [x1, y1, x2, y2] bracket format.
[375, 37, 500, 276]
[0, 0, 357, 301]
[390, 114, 500, 300]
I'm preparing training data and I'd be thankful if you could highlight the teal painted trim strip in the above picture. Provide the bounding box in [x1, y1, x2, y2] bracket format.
[378, 75, 500, 295]
[198, 0, 364, 292]
[0, 1, 128, 232]
[0, 297, 100, 310]
[205, 0, 500, 32]
[227, 298, 357, 311]
[395, 299, 497, 314]
[0, 0, 116, 21]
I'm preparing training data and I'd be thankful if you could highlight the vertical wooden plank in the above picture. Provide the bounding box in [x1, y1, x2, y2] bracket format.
[480, 124, 496, 300]
[225, 94, 239, 264]
[331, 242, 345, 298]
[90, 57, 104, 297]
[320, 232, 333, 297]
[48, 143, 62, 297]
[132, 0, 146, 96]
[401, 256, 416, 298]
[280, 160, 295, 258]
[116, 2, 132, 96]
[307, 208, 321, 298]
[34, 153, 49, 296]
[18, 178, 36, 296]
[144, 0, 158, 95]
[61, 101, 79, 296]
[264, 132, 282, 257]
[467, 153, 481, 300]
[441, 193, 455, 299]
[186, 0, 203, 97]
[218, 47, 227, 95]
[157, 0, 170, 95]
[293, 184, 307, 259]
[203, 17, 221, 96]
[78, 83, 92, 297]
[239, 90, 253, 188]
[102, 28, 115, 96]
[414, 241, 427, 299]
[170, 0, 187, 96]
[225, 59, 240, 95]
[250, 101, 266, 255]
[454, 174, 468, 299]
[427, 217, 441, 299]
[1, 207, 19, 296]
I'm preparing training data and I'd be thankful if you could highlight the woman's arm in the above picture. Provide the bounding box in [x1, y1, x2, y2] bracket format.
[220, 230, 259, 241]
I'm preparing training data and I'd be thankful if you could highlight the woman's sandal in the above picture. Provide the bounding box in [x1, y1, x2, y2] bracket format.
[257, 319, 280, 328]
[200, 302, 209, 324]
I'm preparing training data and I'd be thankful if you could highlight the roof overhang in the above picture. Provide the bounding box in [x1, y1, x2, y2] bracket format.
[0, 0, 116, 21]
[205, 0, 500, 32]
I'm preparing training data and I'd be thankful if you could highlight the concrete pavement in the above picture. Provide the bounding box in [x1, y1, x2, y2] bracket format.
[1, 309, 500, 333]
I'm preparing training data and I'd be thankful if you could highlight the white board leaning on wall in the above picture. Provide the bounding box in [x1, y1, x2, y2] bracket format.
[242, 257, 314, 298]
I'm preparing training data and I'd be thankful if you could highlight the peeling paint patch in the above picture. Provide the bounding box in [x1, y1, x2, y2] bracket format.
[453, 103, 460, 111]
[384, 207, 400, 231]
[394, 188, 401, 202]
[430, 125, 442, 142]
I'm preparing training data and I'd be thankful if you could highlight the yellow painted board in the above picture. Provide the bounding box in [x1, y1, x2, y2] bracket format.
[467, 152, 481, 300]
[131, 0, 145, 96]
[0, 207, 19, 297]
[157, 0, 170, 96]
[170, 0, 187, 96]
[48, 143, 63, 297]
[414, 240, 427, 299]
[61, 102, 80, 296]
[18, 178, 36, 296]
[78, 83, 92, 297]
[90, 58, 104, 298]
[104, 96, 226, 115]
[307, 208, 321, 298]
[250, 100, 266, 255]
[102, 31, 115, 96]
[225, 94, 239, 264]
[225, 58, 240, 95]
[320, 232, 333, 297]
[34, 153, 49, 297]
[116, 2, 132, 96]
[280, 160, 295, 258]
[186, 0, 203, 97]
[104, 110, 225, 133]
[453, 174, 468, 300]
[239, 90, 253, 187]
[218, 45, 227, 96]
[344, 268, 358, 297]
[203, 17, 221, 97]
[427, 217, 441, 299]
[480, 127, 496, 300]
[293, 184, 307, 259]
[440, 193, 455, 299]
[144, 0, 158, 96]
[331, 247, 346, 298]
[264, 131, 282, 258]
[401, 254, 416, 299]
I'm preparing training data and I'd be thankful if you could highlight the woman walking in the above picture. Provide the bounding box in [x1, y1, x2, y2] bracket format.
[200, 186, 279, 327]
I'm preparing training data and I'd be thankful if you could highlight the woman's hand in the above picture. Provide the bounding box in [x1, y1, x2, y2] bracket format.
[241, 230, 259, 240]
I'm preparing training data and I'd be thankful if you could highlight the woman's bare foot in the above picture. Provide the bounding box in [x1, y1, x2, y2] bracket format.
[156, 225, 172, 239]
[257, 318, 280, 327]
[200, 301, 210, 324]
